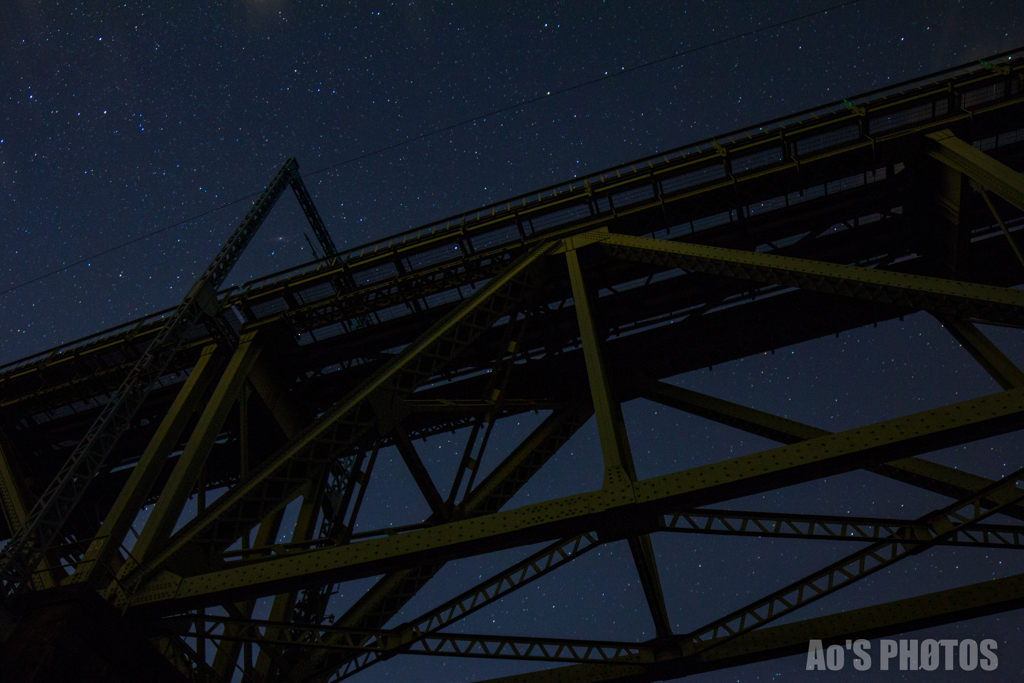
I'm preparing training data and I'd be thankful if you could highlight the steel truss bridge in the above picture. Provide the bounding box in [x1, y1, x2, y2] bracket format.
[2, 48, 1024, 682]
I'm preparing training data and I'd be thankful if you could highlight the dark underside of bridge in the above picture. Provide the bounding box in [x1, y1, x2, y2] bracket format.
[2, 50, 1024, 682]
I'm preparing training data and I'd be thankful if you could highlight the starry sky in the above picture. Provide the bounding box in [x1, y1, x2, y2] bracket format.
[3, 2, 1024, 682]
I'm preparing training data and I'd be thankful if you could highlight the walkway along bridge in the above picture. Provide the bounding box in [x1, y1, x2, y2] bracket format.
[2, 48, 1024, 682]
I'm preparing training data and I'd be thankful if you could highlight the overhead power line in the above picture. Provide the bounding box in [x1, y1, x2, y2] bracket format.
[1, 0, 862, 298]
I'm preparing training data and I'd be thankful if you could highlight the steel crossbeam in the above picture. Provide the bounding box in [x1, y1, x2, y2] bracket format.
[331, 534, 602, 679]
[164, 614, 652, 665]
[927, 129, 1024, 212]
[566, 243, 672, 638]
[685, 571, 1024, 676]
[641, 378, 1024, 521]
[936, 315, 1024, 389]
[476, 573, 1024, 683]
[595, 232, 1024, 326]
[191, 533, 603, 681]
[678, 468, 1024, 657]
[662, 509, 1024, 548]
[123, 386, 1024, 612]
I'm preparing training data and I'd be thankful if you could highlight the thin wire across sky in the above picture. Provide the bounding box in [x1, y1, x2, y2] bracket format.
[0, 0, 861, 298]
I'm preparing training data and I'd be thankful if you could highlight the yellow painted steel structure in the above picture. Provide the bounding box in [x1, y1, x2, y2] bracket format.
[2, 48, 1024, 681]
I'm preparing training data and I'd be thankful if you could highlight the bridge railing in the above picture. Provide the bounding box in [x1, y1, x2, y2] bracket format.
[235, 47, 1024, 295]
[2, 47, 1022, 383]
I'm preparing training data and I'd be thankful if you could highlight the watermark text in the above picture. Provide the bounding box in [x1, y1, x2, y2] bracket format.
[806, 638, 997, 672]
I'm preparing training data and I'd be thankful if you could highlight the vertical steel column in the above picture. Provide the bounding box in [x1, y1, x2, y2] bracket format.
[565, 242, 673, 638]
[565, 247, 635, 489]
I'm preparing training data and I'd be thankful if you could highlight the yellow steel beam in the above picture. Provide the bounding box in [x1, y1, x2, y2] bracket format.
[120, 241, 557, 601]
[70, 343, 224, 588]
[460, 403, 594, 517]
[689, 571, 1024, 676]
[915, 137, 975, 278]
[641, 377, 1024, 521]
[332, 534, 604, 679]
[210, 364, 312, 681]
[624, 534, 671, 639]
[125, 387, 1024, 612]
[591, 231, 1024, 326]
[976, 184, 1024, 270]
[197, 347, 317, 681]
[289, 565, 445, 679]
[936, 315, 1024, 390]
[167, 468, 1024, 671]
[676, 469, 1024, 658]
[250, 498, 324, 679]
[233, 535, 605, 681]
[447, 315, 528, 509]
[393, 426, 447, 518]
[871, 455, 1024, 521]
[471, 471, 1024, 682]
[166, 613, 654, 665]
[661, 507, 1024, 548]
[286, 404, 594, 682]
[638, 379, 826, 444]
[0, 440, 31, 542]
[209, 506, 285, 681]
[565, 248, 635, 488]
[118, 331, 265, 576]
[926, 129, 1024, 212]
[565, 244, 670, 638]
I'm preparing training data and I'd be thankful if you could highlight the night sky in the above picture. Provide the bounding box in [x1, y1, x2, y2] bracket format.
[3, 2, 1024, 682]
